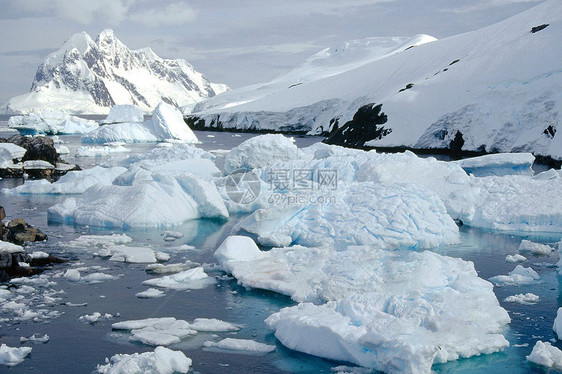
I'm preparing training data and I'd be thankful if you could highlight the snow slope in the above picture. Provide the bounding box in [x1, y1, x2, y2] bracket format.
[4, 29, 229, 115]
[191, 0, 562, 160]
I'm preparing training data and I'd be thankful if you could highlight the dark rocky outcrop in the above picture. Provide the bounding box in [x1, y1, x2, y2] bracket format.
[1, 218, 48, 244]
[323, 103, 391, 148]
[531, 24, 549, 33]
[0, 135, 79, 179]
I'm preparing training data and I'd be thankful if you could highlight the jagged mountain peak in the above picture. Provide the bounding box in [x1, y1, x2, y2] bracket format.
[5, 30, 229, 115]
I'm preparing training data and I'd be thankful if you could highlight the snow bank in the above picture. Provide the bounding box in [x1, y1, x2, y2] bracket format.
[96, 346, 192, 374]
[8, 110, 98, 135]
[0, 344, 32, 367]
[234, 181, 459, 248]
[101, 104, 144, 124]
[204, 338, 275, 353]
[83, 102, 198, 144]
[527, 341, 562, 370]
[5, 166, 126, 195]
[454, 153, 535, 177]
[48, 174, 228, 228]
[224, 134, 301, 174]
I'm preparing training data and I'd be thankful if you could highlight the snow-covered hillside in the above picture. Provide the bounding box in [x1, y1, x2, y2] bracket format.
[4, 29, 229, 115]
[189, 0, 562, 161]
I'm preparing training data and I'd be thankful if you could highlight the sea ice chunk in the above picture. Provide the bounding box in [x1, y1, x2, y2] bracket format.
[190, 318, 240, 332]
[112, 318, 197, 347]
[527, 341, 562, 370]
[8, 110, 98, 135]
[489, 265, 541, 286]
[147, 102, 198, 143]
[518, 239, 554, 255]
[96, 346, 192, 374]
[142, 267, 214, 290]
[203, 338, 275, 353]
[98, 245, 158, 263]
[504, 293, 539, 305]
[554, 308, 562, 339]
[0, 344, 32, 367]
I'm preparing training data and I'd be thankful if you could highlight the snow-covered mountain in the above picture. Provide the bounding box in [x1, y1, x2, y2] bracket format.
[189, 0, 562, 161]
[4, 29, 229, 115]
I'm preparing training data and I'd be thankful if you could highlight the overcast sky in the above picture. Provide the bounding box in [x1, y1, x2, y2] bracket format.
[0, 0, 544, 104]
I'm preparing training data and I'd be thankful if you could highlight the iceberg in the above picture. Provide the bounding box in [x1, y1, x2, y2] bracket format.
[100, 104, 144, 125]
[224, 134, 301, 174]
[234, 181, 459, 248]
[215, 236, 509, 372]
[554, 308, 562, 339]
[453, 153, 535, 177]
[489, 265, 541, 286]
[8, 110, 98, 135]
[48, 174, 228, 228]
[96, 346, 192, 374]
[83, 102, 198, 144]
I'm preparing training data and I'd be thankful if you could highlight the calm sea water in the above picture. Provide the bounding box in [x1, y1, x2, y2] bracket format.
[0, 120, 561, 374]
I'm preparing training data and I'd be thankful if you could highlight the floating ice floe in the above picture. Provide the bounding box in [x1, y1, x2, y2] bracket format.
[527, 341, 562, 370]
[506, 254, 527, 263]
[96, 346, 192, 374]
[5, 166, 126, 195]
[224, 134, 301, 174]
[20, 334, 50, 343]
[8, 110, 98, 135]
[145, 262, 199, 275]
[48, 173, 228, 228]
[489, 265, 541, 286]
[142, 267, 215, 290]
[215, 236, 510, 372]
[135, 288, 165, 299]
[453, 153, 535, 177]
[83, 102, 198, 144]
[518, 240, 554, 256]
[189, 318, 241, 332]
[62, 234, 134, 250]
[0, 344, 32, 367]
[503, 293, 539, 305]
[203, 338, 275, 353]
[79, 312, 115, 324]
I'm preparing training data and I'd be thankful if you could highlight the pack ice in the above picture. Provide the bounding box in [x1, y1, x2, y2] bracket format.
[215, 236, 510, 373]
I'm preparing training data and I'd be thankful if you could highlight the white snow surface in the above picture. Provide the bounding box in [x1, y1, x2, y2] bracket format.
[527, 341, 562, 370]
[0, 344, 32, 367]
[193, 1, 562, 161]
[0, 143, 26, 162]
[215, 236, 510, 372]
[96, 346, 192, 374]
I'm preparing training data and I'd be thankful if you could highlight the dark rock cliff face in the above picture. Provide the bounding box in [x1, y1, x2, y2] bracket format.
[324, 103, 391, 148]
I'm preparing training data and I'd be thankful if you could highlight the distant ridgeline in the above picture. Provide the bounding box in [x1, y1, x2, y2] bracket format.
[187, 0, 562, 164]
[4, 29, 229, 115]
